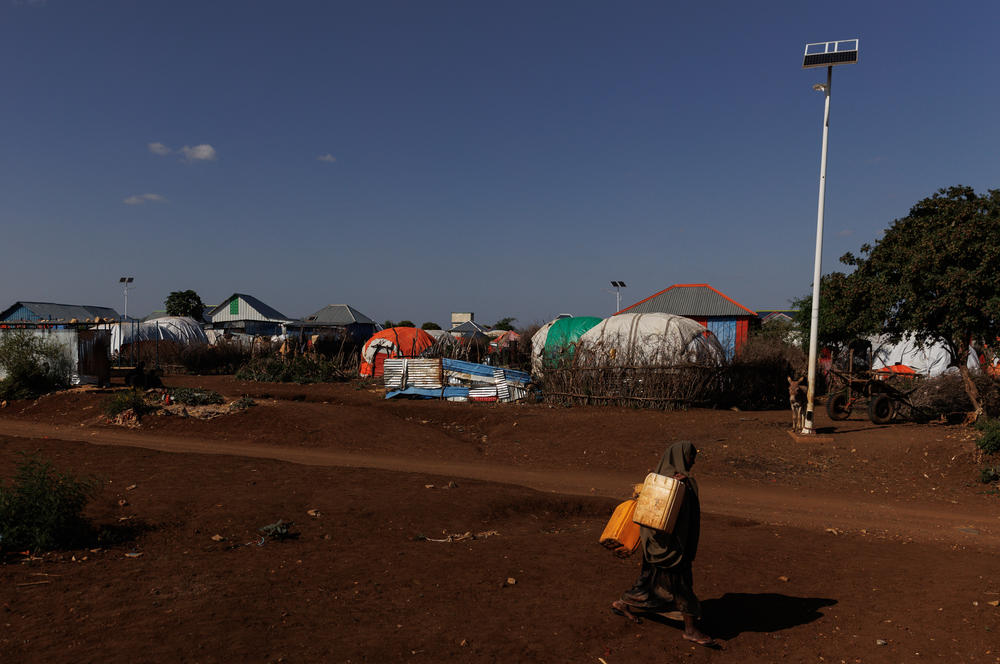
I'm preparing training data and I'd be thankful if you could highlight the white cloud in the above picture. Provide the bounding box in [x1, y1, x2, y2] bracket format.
[837, 229, 855, 237]
[180, 144, 217, 162]
[148, 141, 171, 156]
[317, 153, 336, 163]
[123, 193, 167, 206]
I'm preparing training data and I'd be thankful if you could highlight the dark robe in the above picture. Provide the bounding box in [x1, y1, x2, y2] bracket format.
[623, 441, 703, 617]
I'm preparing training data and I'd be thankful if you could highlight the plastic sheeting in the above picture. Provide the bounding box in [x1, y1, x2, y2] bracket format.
[869, 335, 980, 377]
[542, 316, 602, 369]
[530, 320, 557, 376]
[577, 313, 724, 367]
[359, 327, 435, 377]
[110, 317, 208, 355]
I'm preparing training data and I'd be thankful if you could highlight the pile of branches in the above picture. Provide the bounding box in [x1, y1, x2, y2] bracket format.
[907, 372, 1000, 421]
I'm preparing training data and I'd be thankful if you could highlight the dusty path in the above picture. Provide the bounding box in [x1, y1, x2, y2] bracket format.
[3, 418, 998, 548]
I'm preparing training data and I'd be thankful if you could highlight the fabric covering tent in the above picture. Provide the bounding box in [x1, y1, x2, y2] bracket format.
[541, 316, 602, 369]
[869, 335, 980, 377]
[110, 316, 208, 355]
[529, 319, 558, 375]
[576, 313, 724, 366]
[359, 327, 435, 377]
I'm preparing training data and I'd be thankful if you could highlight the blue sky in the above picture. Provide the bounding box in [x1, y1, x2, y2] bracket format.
[3, 1, 999, 327]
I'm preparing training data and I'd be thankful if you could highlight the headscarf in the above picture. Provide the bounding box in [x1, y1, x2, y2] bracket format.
[639, 441, 700, 568]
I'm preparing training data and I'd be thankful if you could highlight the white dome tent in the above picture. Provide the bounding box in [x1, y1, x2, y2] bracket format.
[110, 316, 208, 356]
[576, 313, 724, 367]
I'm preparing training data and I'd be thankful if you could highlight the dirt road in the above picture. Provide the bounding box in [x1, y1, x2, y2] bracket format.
[3, 417, 996, 548]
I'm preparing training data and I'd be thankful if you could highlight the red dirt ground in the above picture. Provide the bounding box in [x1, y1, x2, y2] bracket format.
[1, 375, 999, 663]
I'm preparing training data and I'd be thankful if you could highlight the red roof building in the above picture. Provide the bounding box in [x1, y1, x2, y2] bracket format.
[616, 283, 756, 358]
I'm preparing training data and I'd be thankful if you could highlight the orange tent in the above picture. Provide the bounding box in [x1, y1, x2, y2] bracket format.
[359, 327, 435, 377]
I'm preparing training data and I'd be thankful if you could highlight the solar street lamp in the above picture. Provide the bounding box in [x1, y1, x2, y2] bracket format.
[610, 281, 627, 313]
[119, 276, 134, 322]
[800, 39, 858, 435]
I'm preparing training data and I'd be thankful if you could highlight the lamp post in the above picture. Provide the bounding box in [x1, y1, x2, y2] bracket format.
[800, 39, 858, 434]
[119, 276, 134, 322]
[610, 281, 627, 313]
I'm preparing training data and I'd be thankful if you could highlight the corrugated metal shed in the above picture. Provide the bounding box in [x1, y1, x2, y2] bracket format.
[617, 284, 756, 317]
[0, 301, 120, 322]
[208, 293, 289, 324]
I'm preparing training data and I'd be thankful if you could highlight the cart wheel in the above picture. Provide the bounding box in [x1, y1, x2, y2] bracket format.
[826, 391, 852, 420]
[868, 394, 895, 424]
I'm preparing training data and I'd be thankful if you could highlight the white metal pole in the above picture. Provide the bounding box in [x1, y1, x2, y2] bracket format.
[803, 66, 832, 434]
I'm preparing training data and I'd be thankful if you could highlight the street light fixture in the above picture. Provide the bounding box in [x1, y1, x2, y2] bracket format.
[610, 281, 627, 313]
[800, 38, 858, 435]
[119, 277, 134, 322]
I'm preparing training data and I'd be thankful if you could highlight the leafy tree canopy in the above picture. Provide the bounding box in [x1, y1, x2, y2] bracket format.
[382, 320, 395, 330]
[492, 317, 517, 331]
[396, 320, 415, 328]
[164, 290, 206, 320]
[802, 186, 1000, 418]
[420, 321, 441, 330]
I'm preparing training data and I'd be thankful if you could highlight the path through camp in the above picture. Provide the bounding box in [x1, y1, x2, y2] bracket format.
[1, 377, 999, 663]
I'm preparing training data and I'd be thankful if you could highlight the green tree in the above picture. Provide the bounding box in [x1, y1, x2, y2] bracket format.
[382, 320, 395, 330]
[420, 321, 441, 330]
[492, 316, 517, 331]
[791, 271, 881, 350]
[165, 290, 206, 320]
[397, 320, 415, 328]
[832, 186, 1000, 419]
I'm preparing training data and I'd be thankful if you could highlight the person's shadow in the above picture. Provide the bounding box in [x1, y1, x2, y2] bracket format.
[701, 593, 837, 640]
[641, 593, 835, 641]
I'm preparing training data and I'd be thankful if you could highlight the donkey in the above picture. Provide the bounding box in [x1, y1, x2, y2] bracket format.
[787, 377, 807, 431]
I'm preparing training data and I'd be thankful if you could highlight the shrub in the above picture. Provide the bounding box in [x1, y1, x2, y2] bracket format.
[168, 387, 224, 406]
[229, 396, 256, 411]
[980, 466, 1000, 484]
[0, 330, 72, 400]
[178, 341, 254, 375]
[235, 355, 348, 384]
[103, 389, 151, 418]
[975, 418, 1000, 455]
[0, 455, 97, 552]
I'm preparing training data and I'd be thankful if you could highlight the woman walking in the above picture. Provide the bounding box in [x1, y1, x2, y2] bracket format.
[612, 441, 713, 646]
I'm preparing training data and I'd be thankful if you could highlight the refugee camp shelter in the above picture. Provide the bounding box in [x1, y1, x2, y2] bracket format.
[286, 304, 378, 342]
[756, 310, 796, 326]
[0, 301, 120, 324]
[578, 312, 725, 367]
[617, 284, 755, 358]
[449, 320, 490, 339]
[870, 335, 980, 377]
[206, 293, 290, 336]
[359, 327, 435, 377]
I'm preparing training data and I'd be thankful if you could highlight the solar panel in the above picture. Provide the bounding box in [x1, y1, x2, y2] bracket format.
[802, 39, 859, 69]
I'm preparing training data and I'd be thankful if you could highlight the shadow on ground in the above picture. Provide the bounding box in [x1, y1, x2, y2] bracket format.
[701, 593, 837, 640]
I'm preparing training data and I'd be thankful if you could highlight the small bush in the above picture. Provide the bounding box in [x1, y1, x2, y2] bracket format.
[103, 389, 151, 418]
[0, 455, 97, 552]
[229, 396, 256, 411]
[235, 355, 347, 383]
[168, 387, 224, 406]
[0, 331, 72, 400]
[980, 466, 1000, 484]
[178, 342, 254, 375]
[974, 418, 1000, 455]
